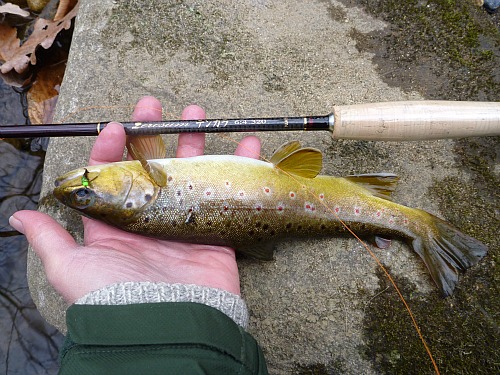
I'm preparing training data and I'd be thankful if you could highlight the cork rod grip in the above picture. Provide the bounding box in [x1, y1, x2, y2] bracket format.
[331, 101, 500, 141]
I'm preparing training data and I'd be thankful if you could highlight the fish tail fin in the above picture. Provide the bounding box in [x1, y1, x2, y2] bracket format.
[411, 213, 487, 297]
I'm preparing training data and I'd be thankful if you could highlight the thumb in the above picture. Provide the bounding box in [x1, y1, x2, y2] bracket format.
[9, 210, 77, 275]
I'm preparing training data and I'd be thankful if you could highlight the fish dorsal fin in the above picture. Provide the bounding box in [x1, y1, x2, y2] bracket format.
[344, 173, 399, 201]
[270, 141, 323, 178]
[127, 142, 168, 186]
[269, 141, 302, 164]
[127, 135, 166, 161]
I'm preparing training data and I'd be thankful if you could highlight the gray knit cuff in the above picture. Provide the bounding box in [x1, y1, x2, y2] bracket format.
[75, 282, 249, 328]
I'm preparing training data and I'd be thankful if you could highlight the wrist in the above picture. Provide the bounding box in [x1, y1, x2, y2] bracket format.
[75, 281, 249, 328]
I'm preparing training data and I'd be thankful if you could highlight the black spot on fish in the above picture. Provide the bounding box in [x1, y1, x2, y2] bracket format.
[225, 221, 232, 227]
[270, 230, 276, 236]
[286, 223, 292, 229]
[255, 221, 261, 228]
[185, 210, 196, 224]
[171, 220, 177, 227]
[144, 217, 150, 223]
[206, 221, 212, 226]
[263, 223, 269, 230]
[297, 225, 303, 230]
[320, 224, 326, 230]
[248, 230, 255, 236]
[176, 190, 182, 196]
[126, 202, 133, 208]
[257, 237, 263, 242]
[167, 176, 173, 182]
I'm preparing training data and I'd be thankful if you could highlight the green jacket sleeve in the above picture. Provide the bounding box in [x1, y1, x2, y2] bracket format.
[59, 302, 268, 374]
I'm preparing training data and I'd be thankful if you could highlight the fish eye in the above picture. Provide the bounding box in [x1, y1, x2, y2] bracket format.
[70, 188, 95, 209]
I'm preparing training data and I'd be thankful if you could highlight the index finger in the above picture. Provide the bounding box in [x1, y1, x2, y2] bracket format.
[88, 96, 163, 166]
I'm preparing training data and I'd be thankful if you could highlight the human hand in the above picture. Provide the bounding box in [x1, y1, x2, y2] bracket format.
[9, 96, 261, 304]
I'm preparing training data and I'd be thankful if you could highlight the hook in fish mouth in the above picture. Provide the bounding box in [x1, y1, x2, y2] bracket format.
[54, 168, 100, 188]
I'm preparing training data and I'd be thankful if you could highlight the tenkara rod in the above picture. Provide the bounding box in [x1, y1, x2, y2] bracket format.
[1, 101, 499, 141]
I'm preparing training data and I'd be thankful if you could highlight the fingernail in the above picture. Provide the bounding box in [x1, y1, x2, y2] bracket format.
[9, 215, 25, 234]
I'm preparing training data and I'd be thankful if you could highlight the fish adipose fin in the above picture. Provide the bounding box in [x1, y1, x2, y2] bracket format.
[270, 141, 323, 178]
[413, 215, 488, 297]
[127, 142, 168, 187]
[345, 173, 399, 201]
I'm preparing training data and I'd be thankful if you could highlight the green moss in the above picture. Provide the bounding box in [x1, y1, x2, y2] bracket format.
[344, 0, 500, 100]
[294, 358, 347, 375]
[342, 2, 500, 373]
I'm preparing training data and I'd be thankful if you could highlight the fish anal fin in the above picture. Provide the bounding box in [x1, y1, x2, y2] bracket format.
[345, 173, 399, 200]
[128, 142, 168, 186]
[374, 236, 392, 249]
[127, 135, 166, 160]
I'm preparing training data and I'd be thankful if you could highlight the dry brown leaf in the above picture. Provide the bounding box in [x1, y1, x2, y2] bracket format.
[0, 1, 78, 75]
[0, 3, 31, 17]
[54, 0, 78, 21]
[27, 60, 65, 124]
[0, 23, 21, 63]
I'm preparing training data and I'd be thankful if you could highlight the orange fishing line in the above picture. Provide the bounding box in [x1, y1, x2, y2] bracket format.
[218, 132, 441, 375]
[64, 104, 440, 375]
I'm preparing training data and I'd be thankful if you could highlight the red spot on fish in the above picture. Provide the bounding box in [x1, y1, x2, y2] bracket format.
[376, 211, 381, 218]
[289, 192, 296, 199]
[255, 204, 262, 212]
[319, 193, 324, 200]
[263, 187, 271, 194]
[238, 191, 245, 197]
[223, 205, 229, 211]
[354, 208, 361, 215]
[334, 207, 340, 213]
[277, 204, 284, 212]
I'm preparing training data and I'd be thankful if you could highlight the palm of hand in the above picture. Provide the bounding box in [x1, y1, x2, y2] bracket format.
[13, 97, 260, 304]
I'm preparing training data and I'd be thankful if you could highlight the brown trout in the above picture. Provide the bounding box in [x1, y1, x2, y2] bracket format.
[53, 140, 487, 296]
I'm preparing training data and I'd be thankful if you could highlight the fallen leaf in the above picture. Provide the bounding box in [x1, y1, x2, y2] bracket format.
[0, 3, 31, 17]
[54, 0, 78, 21]
[0, 1, 78, 75]
[27, 60, 65, 124]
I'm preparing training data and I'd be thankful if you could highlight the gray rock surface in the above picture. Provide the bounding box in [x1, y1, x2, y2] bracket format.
[28, 1, 494, 374]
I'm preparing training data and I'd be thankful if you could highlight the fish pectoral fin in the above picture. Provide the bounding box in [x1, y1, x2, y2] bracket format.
[127, 135, 166, 160]
[270, 141, 323, 178]
[128, 142, 168, 186]
[237, 243, 276, 261]
[145, 161, 168, 186]
[344, 173, 399, 200]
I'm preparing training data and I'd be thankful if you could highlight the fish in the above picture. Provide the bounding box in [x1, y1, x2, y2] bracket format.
[53, 137, 488, 296]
